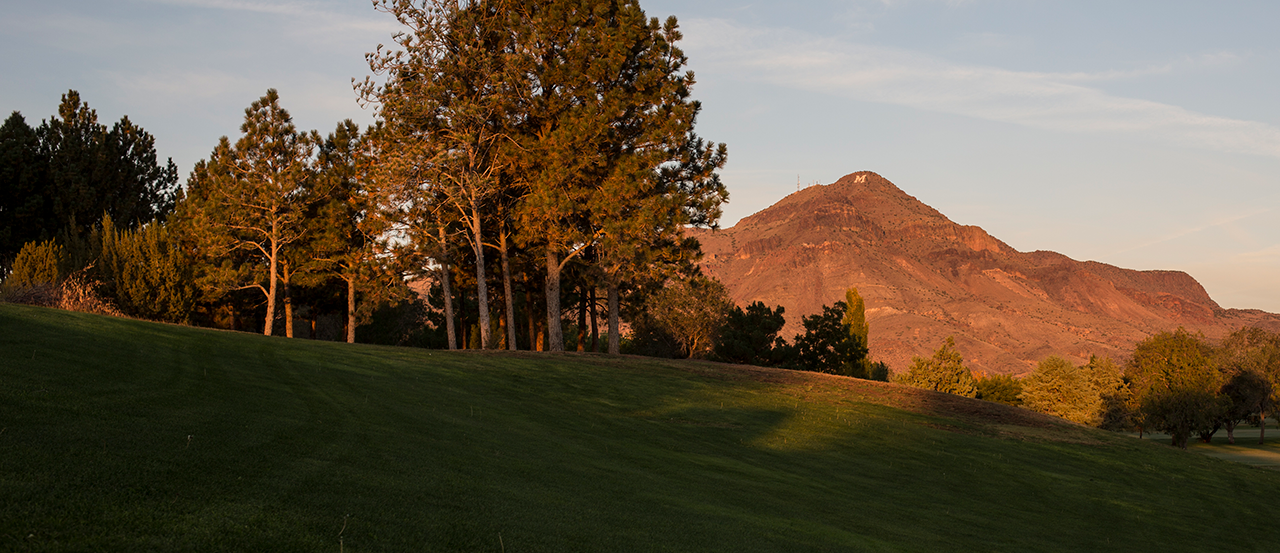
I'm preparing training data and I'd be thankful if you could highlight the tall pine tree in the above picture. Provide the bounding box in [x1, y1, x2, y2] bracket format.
[177, 89, 318, 336]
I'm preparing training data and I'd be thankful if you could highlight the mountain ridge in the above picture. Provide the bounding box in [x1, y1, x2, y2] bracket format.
[693, 171, 1280, 374]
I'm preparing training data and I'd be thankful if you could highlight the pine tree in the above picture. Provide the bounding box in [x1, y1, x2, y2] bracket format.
[312, 120, 402, 343]
[37, 91, 178, 237]
[512, 0, 726, 351]
[365, 0, 524, 349]
[365, 0, 726, 353]
[0, 112, 47, 272]
[177, 89, 319, 336]
[1, 92, 177, 273]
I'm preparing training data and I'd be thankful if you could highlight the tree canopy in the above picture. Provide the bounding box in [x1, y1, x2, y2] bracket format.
[894, 337, 977, 397]
[362, 0, 726, 352]
[0, 92, 178, 274]
[1126, 329, 1224, 449]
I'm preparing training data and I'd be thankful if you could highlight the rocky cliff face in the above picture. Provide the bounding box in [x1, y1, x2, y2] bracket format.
[692, 171, 1280, 375]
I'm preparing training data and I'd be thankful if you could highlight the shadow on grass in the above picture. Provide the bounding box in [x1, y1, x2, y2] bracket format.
[5, 304, 1280, 552]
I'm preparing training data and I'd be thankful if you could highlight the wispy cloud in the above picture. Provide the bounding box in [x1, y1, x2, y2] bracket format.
[143, 0, 400, 36]
[1236, 243, 1280, 262]
[1108, 207, 1273, 257]
[146, 0, 315, 16]
[682, 19, 1280, 158]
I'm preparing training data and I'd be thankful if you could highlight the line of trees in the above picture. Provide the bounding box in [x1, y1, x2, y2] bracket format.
[2, 0, 733, 351]
[1, 91, 179, 275]
[893, 328, 1280, 449]
[648, 284, 889, 380]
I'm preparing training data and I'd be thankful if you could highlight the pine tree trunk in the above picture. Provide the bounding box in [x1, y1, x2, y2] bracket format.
[346, 274, 356, 344]
[264, 237, 278, 336]
[526, 285, 536, 352]
[608, 281, 620, 355]
[284, 279, 294, 338]
[469, 208, 491, 349]
[589, 285, 599, 352]
[438, 227, 457, 350]
[545, 249, 563, 352]
[577, 284, 587, 352]
[501, 232, 517, 351]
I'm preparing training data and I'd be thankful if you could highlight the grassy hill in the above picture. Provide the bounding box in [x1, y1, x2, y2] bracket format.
[3, 303, 1279, 552]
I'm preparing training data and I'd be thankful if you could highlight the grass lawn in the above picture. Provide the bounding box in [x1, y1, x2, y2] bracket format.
[1129, 422, 1280, 470]
[3, 303, 1280, 552]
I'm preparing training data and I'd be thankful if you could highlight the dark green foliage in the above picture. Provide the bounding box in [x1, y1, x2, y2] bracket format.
[1218, 369, 1272, 444]
[714, 301, 788, 366]
[96, 216, 197, 323]
[976, 372, 1023, 406]
[1, 92, 178, 280]
[1127, 329, 1225, 449]
[0, 112, 47, 272]
[357, 295, 448, 349]
[630, 275, 733, 359]
[867, 360, 890, 381]
[790, 301, 870, 377]
[1217, 327, 1280, 443]
[0, 92, 178, 273]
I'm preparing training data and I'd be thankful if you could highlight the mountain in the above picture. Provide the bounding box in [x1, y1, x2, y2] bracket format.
[691, 171, 1280, 375]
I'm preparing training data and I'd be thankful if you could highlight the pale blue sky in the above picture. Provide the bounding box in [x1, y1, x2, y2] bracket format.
[3, 1, 1279, 312]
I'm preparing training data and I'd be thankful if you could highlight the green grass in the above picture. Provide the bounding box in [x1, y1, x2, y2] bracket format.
[3, 303, 1280, 552]
[1130, 424, 1280, 470]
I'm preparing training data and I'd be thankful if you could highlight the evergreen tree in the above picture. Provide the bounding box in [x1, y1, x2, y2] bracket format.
[97, 216, 197, 323]
[894, 337, 977, 397]
[0, 112, 47, 273]
[1020, 356, 1099, 424]
[312, 120, 402, 343]
[176, 89, 319, 336]
[7, 239, 64, 287]
[365, 0, 726, 353]
[38, 91, 178, 236]
[791, 300, 870, 377]
[715, 301, 788, 366]
[1, 92, 177, 273]
[365, 0, 523, 349]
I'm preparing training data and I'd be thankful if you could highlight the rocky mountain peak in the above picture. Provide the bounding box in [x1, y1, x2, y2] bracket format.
[694, 172, 1279, 374]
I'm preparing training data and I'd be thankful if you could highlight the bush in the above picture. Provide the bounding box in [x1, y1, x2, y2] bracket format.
[894, 337, 977, 397]
[7, 239, 64, 286]
[1020, 356, 1103, 424]
[976, 373, 1023, 406]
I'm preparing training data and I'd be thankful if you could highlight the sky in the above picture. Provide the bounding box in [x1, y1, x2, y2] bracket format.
[3, 0, 1279, 312]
